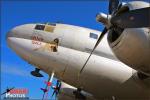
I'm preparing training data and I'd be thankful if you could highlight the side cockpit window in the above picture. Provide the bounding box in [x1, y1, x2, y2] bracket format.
[44, 24, 55, 32]
[47, 23, 56, 26]
[89, 32, 98, 39]
[35, 25, 45, 30]
[35, 23, 56, 32]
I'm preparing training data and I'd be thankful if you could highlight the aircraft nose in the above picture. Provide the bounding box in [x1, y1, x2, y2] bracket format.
[6, 24, 36, 47]
[6, 24, 24, 39]
[6, 27, 17, 47]
[6, 25, 22, 48]
[7, 24, 36, 38]
[6, 26, 15, 38]
[6, 24, 37, 63]
[6, 31, 13, 39]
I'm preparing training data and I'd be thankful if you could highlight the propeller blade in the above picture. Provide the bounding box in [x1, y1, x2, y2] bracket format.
[109, 0, 120, 14]
[41, 88, 48, 93]
[56, 80, 59, 87]
[42, 76, 51, 100]
[51, 89, 56, 97]
[58, 82, 61, 92]
[80, 27, 108, 73]
[51, 80, 61, 97]
[111, 7, 150, 28]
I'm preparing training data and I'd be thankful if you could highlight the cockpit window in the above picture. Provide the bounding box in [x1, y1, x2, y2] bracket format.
[35, 23, 56, 32]
[89, 33, 98, 39]
[47, 23, 56, 26]
[41, 22, 56, 26]
[44, 25, 55, 32]
[35, 25, 45, 30]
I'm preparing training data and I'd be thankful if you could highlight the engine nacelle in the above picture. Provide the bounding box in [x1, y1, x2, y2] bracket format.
[132, 71, 150, 89]
[107, 1, 150, 76]
[58, 82, 96, 100]
[108, 28, 150, 75]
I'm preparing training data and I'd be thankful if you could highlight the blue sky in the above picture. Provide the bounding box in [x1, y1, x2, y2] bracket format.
[1, 0, 108, 99]
[1, 0, 149, 99]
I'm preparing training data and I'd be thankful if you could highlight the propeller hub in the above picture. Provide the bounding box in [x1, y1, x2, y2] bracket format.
[96, 13, 112, 29]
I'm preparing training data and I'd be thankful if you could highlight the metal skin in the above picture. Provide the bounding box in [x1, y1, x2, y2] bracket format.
[7, 23, 150, 99]
[108, 28, 150, 76]
[107, 1, 150, 76]
[58, 82, 95, 100]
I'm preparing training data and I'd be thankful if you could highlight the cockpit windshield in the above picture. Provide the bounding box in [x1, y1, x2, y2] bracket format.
[46, 23, 56, 26]
[41, 22, 56, 26]
[34, 22, 56, 32]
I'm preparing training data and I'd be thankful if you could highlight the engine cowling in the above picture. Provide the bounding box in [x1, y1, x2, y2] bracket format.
[107, 1, 150, 76]
[132, 71, 150, 89]
[108, 27, 150, 76]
